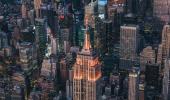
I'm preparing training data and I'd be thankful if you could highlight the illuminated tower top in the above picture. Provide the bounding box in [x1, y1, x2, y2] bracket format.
[73, 17, 102, 100]
[81, 18, 92, 53]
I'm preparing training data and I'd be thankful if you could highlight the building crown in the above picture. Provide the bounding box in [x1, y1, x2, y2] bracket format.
[82, 18, 92, 52]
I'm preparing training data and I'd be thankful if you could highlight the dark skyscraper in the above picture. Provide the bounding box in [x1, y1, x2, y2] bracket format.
[35, 18, 47, 65]
[125, 0, 139, 14]
[145, 63, 161, 99]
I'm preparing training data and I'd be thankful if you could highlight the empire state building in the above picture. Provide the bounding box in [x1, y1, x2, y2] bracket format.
[73, 19, 102, 100]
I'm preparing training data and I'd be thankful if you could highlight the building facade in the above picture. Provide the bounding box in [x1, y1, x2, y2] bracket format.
[34, 0, 42, 18]
[119, 25, 139, 70]
[128, 69, 139, 100]
[153, 0, 170, 23]
[163, 59, 170, 100]
[73, 20, 101, 100]
[162, 24, 170, 60]
[140, 46, 156, 71]
[145, 63, 161, 99]
[19, 42, 33, 71]
[21, 2, 27, 19]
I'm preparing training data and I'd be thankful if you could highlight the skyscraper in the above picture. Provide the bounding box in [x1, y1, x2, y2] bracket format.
[35, 18, 47, 65]
[0, 32, 8, 50]
[21, 2, 27, 19]
[84, 0, 97, 28]
[119, 25, 139, 70]
[125, 0, 139, 14]
[140, 46, 156, 71]
[19, 42, 33, 71]
[163, 59, 170, 100]
[157, 44, 163, 64]
[145, 63, 161, 99]
[153, 0, 170, 23]
[96, 19, 114, 55]
[73, 19, 101, 100]
[41, 57, 56, 79]
[161, 24, 170, 60]
[161, 26, 170, 100]
[128, 68, 139, 100]
[34, 0, 42, 18]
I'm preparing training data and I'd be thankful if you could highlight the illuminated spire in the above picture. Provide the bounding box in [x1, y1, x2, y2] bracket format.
[73, 16, 101, 100]
[82, 18, 92, 52]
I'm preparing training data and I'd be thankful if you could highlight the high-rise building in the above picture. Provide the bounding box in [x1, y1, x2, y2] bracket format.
[21, 2, 27, 19]
[72, 0, 81, 10]
[60, 28, 70, 52]
[139, 75, 145, 100]
[47, 28, 57, 55]
[28, 10, 35, 25]
[162, 24, 170, 60]
[19, 42, 33, 71]
[0, 32, 8, 50]
[60, 58, 68, 83]
[145, 63, 160, 88]
[107, 0, 125, 19]
[145, 63, 161, 99]
[0, 32, 9, 57]
[34, 0, 42, 18]
[140, 46, 156, 71]
[66, 69, 74, 100]
[35, 18, 47, 65]
[153, 0, 170, 23]
[157, 44, 163, 64]
[125, 0, 139, 14]
[84, 0, 97, 28]
[72, 11, 83, 46]
[73, 19, 102, 100]
[119, 25, 140, 70]
[128, 68, 139, 100]
[11, 72, 26, 100]
[41, 57, 56, 79]
[163, 59, 170, 100]
[66, 79, 73, 100]
[96, 19, 114, 55]
[40, 4, 56, 33]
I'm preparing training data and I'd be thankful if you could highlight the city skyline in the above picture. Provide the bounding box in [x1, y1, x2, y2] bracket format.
[0, 0, 169, 100]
